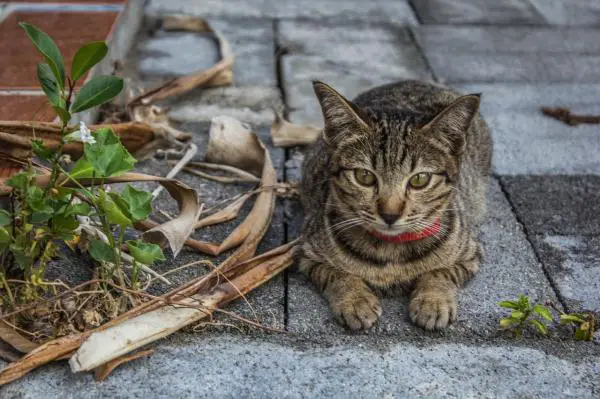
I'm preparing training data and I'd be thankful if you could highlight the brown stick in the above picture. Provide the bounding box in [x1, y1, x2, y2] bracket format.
[541, 107, 600, 126]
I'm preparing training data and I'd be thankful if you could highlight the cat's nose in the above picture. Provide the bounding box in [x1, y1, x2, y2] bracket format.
[380, 212, 399, 226]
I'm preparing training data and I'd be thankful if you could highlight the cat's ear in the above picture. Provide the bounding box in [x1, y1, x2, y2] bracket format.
[421, 94, 481, 155]
[313, 81, 370, 145]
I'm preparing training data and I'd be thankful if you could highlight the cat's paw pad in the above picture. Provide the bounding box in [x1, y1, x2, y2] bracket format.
[331, 291, 382, 330]
[409, 290, 457, 330]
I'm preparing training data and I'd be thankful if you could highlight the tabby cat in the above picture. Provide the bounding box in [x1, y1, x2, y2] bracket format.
[299, 80, 492, 330]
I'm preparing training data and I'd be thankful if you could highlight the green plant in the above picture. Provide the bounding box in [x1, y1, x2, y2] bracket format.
[0, 23, 164, 306]
[498, 295, 597, 341]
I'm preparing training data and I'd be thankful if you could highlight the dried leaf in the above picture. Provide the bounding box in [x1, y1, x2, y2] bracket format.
[204, 116, 265, 177]
[195, 192, 252, 229]
[128, 19, 234, 106]
[541, 107, 600, 126]
[0, 121, 190, 159]
[93, 349, 154, 382]
[0, 320, 39, 353]
[69, 243, 297, 373]
[270, 110, 321, 147]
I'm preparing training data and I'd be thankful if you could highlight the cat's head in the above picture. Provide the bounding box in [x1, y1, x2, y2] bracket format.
[313, 81, 480, 239]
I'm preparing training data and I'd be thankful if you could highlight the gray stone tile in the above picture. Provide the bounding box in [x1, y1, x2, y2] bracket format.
[415, 26, 600, 83]
[531, 235, 600, 311]
[3, 334, 600, 398]
[425, 53, 600, 83]
[286, 179, 556, 337]
[500, 176, 600, 236]
[280, 21, 432, 124]
[134, 18, 276, 87]
[531, 0, 600, 26]
[457, 83, 600, 175]
[147, 0, 418, 24]
[411, 0, 544, 25]
[414, 26, 600, 54]
[136, 123, 286, 328]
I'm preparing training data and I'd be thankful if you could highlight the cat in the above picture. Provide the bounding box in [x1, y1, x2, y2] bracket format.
[298, 80, 492, 330]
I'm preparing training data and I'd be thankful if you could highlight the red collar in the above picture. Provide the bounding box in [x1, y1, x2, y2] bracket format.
[368, 218, 441, 243]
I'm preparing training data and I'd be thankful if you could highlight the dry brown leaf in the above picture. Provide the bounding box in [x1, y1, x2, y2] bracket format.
[93, 349, 154, 382]
[0, 320, 38, 353]
[0, 121, 190, 159]
[204, 116, 264, 177]
[176, 161, 261, 184]
[128, 18, 234, 107]
[181, 166, 260, 184]
[195, 192, 252, 229]
[270, 110, 321, 147]
[69, 243, 297, 373]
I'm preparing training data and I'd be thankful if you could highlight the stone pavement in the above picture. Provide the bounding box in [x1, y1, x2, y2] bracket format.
[2, 0, 600, 397]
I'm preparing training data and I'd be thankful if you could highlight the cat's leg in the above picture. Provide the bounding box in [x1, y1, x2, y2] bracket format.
[299, 257, 382, 330]
[409, 240, 481, 330]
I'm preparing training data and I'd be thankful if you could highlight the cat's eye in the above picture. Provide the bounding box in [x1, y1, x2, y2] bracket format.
[354, 169, 376, 186]
[408, 172, 432, 189]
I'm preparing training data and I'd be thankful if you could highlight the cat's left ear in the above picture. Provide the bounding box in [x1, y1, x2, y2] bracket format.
[420, 94, 481, 155]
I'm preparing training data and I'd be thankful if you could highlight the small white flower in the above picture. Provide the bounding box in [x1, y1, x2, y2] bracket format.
[79, 122, 96, 144]
[64, 121, 96, 144]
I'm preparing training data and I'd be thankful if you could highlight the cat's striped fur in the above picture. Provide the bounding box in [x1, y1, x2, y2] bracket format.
[299, 80, 492, 330]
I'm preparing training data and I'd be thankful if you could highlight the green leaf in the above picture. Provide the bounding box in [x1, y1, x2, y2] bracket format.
[499, 317, 519, 328]
[517, 295, 530, 310]
[84, 128, 135, 177]
[574, 328, 590, 341]
[31, 211, 52, 223]
[0, 227, 10, 245]
[98, 189, 132, 227]
[27, 186, 53, 213]
[121, 185, 152, 222]
[89, 239, 115, 263]
[67, 203, 91, 217]
[51, 214, 79, 238]
[126, 240, 165, 265]
[71, 41, 108, 82]
[0, 209, 11, 226]
[20, 23, 65, 88]
[32, 139, 53, 160]
[53, 107, 71, 125]
[528, 319, 548, 335]
[37, 63, 62, 107]
[71, 75, 123, 113]
[533, 304, 553, 321]
[560, 314, 586, 325]
[511, 311, 525, 320]
[498, 301, 520, 310]
[6, 172, 30, 191]
[69, 157, 95, 179]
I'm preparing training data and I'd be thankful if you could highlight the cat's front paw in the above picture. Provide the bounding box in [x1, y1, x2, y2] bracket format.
[409, 289, 457, 330]
[330, 290, 382, 330]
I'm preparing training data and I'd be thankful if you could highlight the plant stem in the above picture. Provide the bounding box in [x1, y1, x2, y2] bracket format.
[0, 272, 15, 306]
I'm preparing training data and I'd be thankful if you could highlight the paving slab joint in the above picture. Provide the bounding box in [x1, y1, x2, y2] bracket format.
[408, 27, 438, 83]
[496, 176, 570, 312]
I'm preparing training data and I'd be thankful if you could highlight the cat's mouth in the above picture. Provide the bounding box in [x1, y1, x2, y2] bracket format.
[367, 218, 441, 243]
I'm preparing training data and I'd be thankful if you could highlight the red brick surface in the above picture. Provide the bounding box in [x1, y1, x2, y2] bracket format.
[0, 11, 119, 89]
[0, 95, 56, 121]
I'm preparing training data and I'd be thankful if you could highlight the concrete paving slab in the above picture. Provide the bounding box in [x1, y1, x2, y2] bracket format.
[134, 18, 276, 87]
[286, 178, 556, 337]
[147, 0, 418, 24]
[415, 25, 600, 83]
[3, 334, 599, 398]
[413, 26, 600, 54]
[500, 176, 600, 236]
[532, 234, 600, 311]
[411, 0, 545, 25]
[458, 83, 600, 175]
[531, 0, 600, 26]
[279, 21, 432, 124]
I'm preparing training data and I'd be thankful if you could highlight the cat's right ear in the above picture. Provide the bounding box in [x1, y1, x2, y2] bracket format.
[312, 81, 370, 145]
